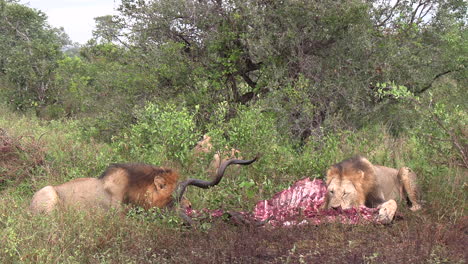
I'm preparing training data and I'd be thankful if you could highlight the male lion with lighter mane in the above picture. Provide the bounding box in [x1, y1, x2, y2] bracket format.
[325, 156, 422, 223]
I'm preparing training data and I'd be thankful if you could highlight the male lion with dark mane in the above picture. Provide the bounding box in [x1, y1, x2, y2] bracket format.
[30, 158, 257, 217]
[325, 156, 421, 223]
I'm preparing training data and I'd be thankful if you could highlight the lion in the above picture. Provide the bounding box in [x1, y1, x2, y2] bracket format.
[325, 156, 421, 223]
[30, 158, 257, 216]
[194, 135, 242, 176]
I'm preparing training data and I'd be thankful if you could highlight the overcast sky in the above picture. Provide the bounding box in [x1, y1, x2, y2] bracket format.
[21, 0, 120, 44]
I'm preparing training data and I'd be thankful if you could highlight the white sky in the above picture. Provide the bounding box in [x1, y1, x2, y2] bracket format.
[21, 0, 120, 44]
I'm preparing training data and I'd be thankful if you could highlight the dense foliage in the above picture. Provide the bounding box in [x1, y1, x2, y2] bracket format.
[0, 0, 466, 262]
[2, 0, 466, 142]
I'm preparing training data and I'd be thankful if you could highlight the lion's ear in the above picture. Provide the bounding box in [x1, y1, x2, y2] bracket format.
[154, 177, 167, 191]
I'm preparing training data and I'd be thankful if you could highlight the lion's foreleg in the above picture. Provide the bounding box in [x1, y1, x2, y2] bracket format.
[398, 167, 422, 211]
[377, 199, 397, 224]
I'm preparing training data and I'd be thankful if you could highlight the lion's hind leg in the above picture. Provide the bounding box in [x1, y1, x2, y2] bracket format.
[30, 186, 60, 214]
[398, 167, 422, 211]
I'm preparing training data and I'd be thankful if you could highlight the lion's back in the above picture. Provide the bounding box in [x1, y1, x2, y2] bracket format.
[54, 178, 112, 209]
[373, 165, 403, 201]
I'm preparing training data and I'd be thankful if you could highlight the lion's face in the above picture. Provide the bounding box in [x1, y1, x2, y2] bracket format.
[144, 176, 177, 208]
[194, 135, 213, 154]
[326, 178, 359, 210]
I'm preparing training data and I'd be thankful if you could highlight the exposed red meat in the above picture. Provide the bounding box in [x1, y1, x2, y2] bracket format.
[186, 178, 383, 227]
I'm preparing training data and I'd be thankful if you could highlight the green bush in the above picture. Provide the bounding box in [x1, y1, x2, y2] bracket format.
[115, 102, 199, 165]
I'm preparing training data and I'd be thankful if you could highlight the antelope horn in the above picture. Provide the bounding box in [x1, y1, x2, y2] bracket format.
[175, 157, 257, 203]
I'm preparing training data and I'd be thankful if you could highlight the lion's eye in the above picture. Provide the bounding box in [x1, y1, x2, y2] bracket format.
[343, 192, 349, 197]
[329, 190, 334, 194]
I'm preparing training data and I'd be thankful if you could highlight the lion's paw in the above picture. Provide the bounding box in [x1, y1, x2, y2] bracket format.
[377, 200, 397, 224]
[410, 203, 421, 211]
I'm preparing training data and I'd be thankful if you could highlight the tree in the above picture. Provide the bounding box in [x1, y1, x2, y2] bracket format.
[108, 0, 465, 141]
[92, 15, 124, 44]
[115, 0, 262, 104]
[0, 0, 66, 109]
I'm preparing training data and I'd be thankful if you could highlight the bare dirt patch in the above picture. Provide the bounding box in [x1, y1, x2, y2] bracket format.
[120, 213, 467, 263]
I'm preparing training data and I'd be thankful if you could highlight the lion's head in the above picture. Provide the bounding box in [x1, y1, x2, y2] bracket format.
[325, 177, 360, 209]
[194, 135, 213, 154]
[325, 157, 376, 210]
[131, 168, 180, 209]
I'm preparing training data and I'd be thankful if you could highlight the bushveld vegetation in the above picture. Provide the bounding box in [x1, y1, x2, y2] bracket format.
[0, 0, 466, 263]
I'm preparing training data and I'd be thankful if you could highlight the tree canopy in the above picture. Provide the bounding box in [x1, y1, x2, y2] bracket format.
[0, 0, 466, 142]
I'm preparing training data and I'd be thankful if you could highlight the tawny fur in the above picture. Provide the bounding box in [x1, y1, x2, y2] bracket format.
[30, 164, 180, 214]
[325, 156, 421, 212]
[194, 135, 241, 176]
[326, 157, 376, 206]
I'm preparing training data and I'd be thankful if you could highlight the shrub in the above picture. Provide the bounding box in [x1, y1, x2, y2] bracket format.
[115, 102, 200, 165]
[0, 128, 46, 191]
